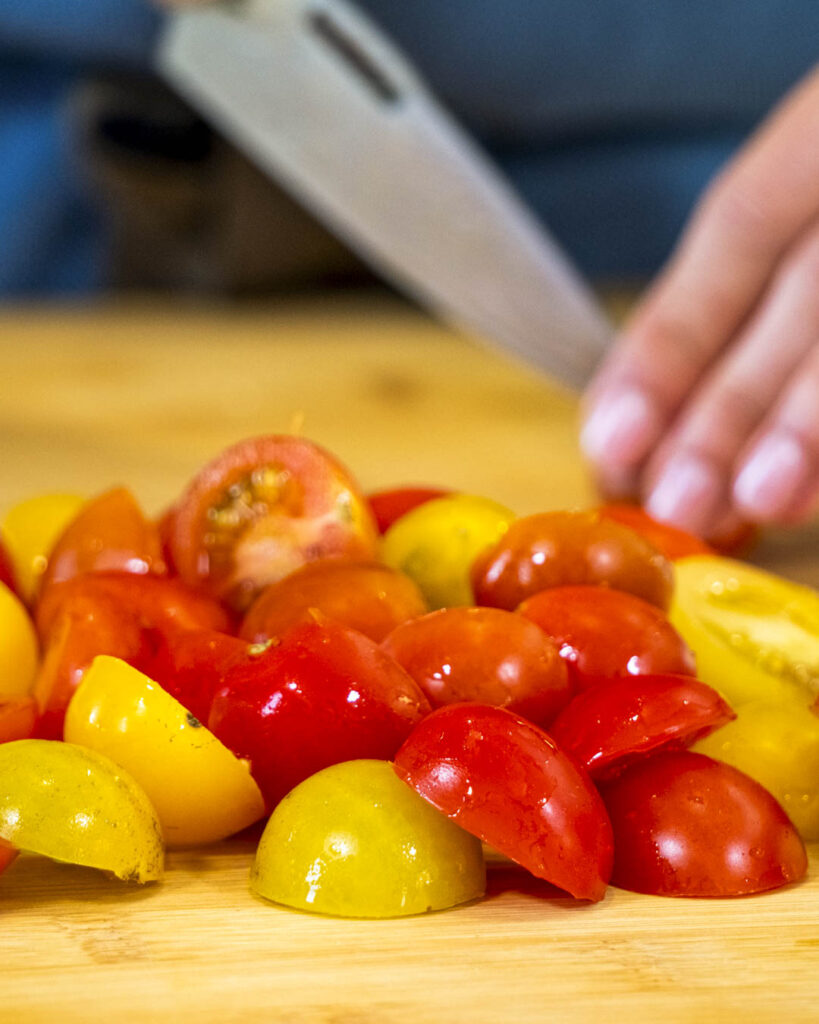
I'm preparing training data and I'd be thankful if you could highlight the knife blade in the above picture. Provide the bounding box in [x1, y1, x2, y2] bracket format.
[156, 0, 612, 389]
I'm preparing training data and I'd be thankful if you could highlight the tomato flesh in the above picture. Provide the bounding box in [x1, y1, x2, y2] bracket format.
[394, 703, 613, 901]
[600, 750, 807, 896]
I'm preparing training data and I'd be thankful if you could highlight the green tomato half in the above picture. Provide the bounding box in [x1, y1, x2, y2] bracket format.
[251, 759, 485, 917]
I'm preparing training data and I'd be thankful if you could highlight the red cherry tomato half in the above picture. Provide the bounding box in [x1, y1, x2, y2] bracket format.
[0, 697, 38, 744]
[394, 703, 614, 901]
[240, 559, 428, 645]
[598, 505, 714, 561]
[600, 751, 807, 896]
[36, 488, 166, 605]
[208, 619, 431, 810]
[471, 511, 674, 612]
[548, 675, 735, 780]
[367, 487, 451, 534]
[169, 435, 380, 613]
[0, 540, 19, 599]
[381, 607, 571, 728]
[519, 585, 696, 690]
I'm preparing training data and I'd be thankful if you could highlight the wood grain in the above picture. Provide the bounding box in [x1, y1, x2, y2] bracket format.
[1, 297, 818, 1024]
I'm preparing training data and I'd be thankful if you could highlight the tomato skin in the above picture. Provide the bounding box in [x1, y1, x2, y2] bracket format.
[240, 559, 428, 645]
[598, 505, 713, 561]
[0, 540, 19, 598]
[0, 837, 18, 876]
[472, 511, 674, 612]
[548, 674, 735, 781]
[601, 750, 807, 896]
[208, 619, 432, 811]
[0, 581, 39, 700]
[367, 487, 451, 534]
[168, 435, 379, 613]
[381, 607, 571, 728]
[519, 585, 696, 690]
[0, 697, 38, 744]
[36, 487, 166, 604]
[394, 703, 614, 902]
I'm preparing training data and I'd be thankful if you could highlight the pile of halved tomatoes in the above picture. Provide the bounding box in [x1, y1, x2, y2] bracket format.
[0, 434, 817, 916]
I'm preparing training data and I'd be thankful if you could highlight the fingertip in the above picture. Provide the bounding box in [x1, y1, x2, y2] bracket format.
[733, 431, 811, 522]
[579, 386, 663, 469]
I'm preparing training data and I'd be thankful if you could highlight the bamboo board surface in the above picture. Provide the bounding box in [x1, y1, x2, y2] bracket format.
[1, 296, 818, 1024]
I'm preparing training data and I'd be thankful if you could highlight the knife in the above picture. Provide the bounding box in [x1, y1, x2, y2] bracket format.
[156, 0, 612, 389]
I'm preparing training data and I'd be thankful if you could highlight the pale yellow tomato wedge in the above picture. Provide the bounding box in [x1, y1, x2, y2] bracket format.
[251, 759, 485, 918]
[670, 556, 819, 708]
[382, 494, 515, 608]
[0, 581, 38, 698]
[1, 493, 86, 603]
[65, 656, 265, 847]
[0, 739, 163, 882]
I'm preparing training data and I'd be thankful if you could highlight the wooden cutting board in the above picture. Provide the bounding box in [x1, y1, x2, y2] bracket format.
[1, 297, 818, 1024]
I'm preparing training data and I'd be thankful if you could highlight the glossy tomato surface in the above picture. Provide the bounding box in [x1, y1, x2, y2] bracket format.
[394, 703, 613, 901]
[367, 487, 451, 535]
[471, 510, 674, 612]
[601, 750, 807, 896]
[240, 559, 428, 645]
[1, 493, 86, 604]
[0, 581, 39, 700]
[519, 585, 696, 690]
[168, 435, 379, 613]
[208, 619, 431, 810]
[598, 504, 713, 561]
[381, 607, 571, 728]
[548, 674, 735, 780]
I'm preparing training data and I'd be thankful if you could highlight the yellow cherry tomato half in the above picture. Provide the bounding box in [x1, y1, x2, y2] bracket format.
[0, 739, 163, 882]
[0, 581, 38, 699]
[251, 759, 485, 918]
[65, 656, 265, 847]
[694, 700, 819, 841]
[670, 556, 819, 708]
[1, 492, 86, 604]
[381, 494, 515, 609]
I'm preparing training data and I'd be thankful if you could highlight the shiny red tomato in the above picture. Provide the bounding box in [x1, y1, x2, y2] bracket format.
[36, 488, 166, 607]
[381, 607, 571, 728]
[0, 540, 19, 598]
[519, 585, 696, 690]
[240, 558, 428, 645]
[598, 505, 714, 561]
[168, 435, 379, 612]
[394, 703, 613, 901]
[0, 697, 38, 744]
[601, 751, 807, 896]
[367, 487, 451, 534]
[208, 619, 431, 810]
[548, 674, 735, 780]
[471, 511, 673, 612]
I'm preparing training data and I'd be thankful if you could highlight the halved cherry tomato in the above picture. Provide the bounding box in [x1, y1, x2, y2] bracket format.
[519, 585, 696, 690]
[600, 750, 807, 896]
[168, 435, 379, 613]
[208, 619, 431, 810]
[381, 607, 571, 728]
[0, 697, 38, 744]
[394, 703, 614, 902]
[36, 487, 165, 607]
[1, 493, 86, 604]
[548, 674, 735, 780]
[367, 487, 451, 535]
[240, 559, 428, 645]
[0, 581, 39, 700]
[472, 511, 673, 612]
[598, 504, 713, 561]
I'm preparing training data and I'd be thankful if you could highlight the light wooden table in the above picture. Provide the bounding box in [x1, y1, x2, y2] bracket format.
[1, 297, 817, 1024]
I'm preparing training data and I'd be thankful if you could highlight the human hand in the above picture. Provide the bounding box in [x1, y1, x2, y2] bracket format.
[580, 65, 819, 540]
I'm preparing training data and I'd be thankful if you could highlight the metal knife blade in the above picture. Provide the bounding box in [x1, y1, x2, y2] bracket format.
[156, 0, 612, 389]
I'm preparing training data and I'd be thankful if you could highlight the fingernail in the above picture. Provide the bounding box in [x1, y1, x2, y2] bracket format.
[734, 432, 809, 519]
[580, 387, 661, 467]
[646, 454, 722, 535]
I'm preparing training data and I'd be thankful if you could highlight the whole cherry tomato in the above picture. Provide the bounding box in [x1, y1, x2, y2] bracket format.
[472, 511, 674, 612]
[548, 674, 735, 780]
[208, 618, 432, 810]
[394, 703, 614, 902]
[600, 750, 807, 896]
[598, 504, 713, 561]
[381, 607, 571, 728]
[519, 585, 696, 690]
[240, 559, 428, 645]
[168, 435, 379, 613]
[0, 697, 38, 744]
[367, 487, 451, 534]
